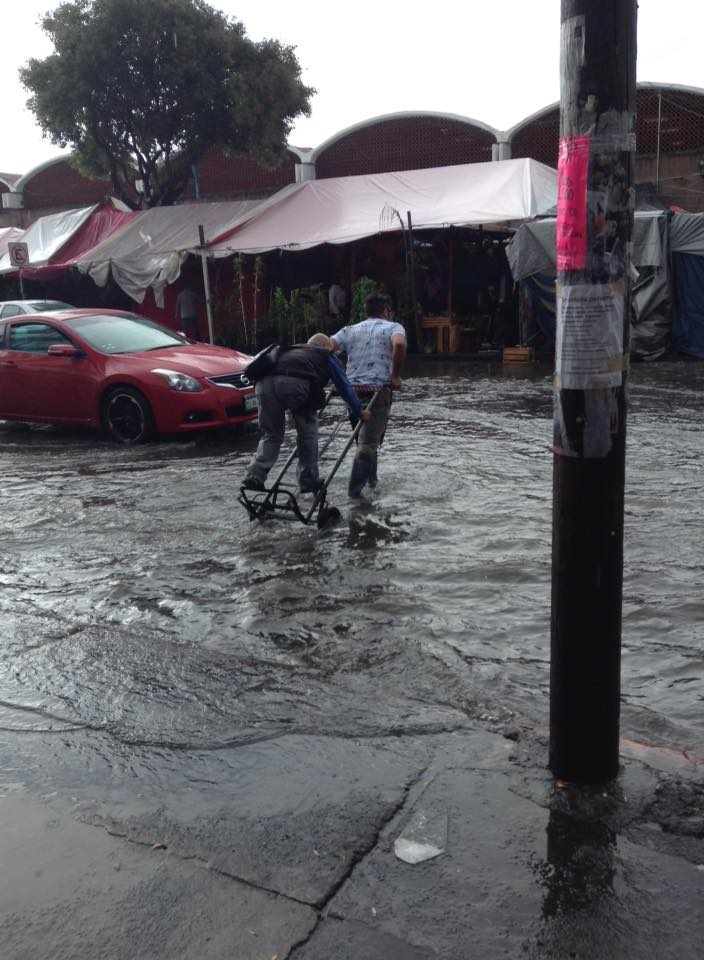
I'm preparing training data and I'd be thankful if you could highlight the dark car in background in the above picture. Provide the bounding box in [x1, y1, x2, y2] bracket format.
[0, 309, 257, 443]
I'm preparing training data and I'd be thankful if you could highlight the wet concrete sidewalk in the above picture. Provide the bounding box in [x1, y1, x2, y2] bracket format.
[2, 725, 702, 960]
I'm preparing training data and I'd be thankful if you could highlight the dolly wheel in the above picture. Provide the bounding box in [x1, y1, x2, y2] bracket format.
[317, 506, 341, 529]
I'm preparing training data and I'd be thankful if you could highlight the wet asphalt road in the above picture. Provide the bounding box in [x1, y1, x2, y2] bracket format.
[0, 358, 702, 959]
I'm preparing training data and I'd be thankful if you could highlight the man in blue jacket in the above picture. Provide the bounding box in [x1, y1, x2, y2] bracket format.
[243, 333, 369, 493]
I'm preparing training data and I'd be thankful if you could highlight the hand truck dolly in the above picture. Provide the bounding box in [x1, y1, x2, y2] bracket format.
[238, 391, 378, 528]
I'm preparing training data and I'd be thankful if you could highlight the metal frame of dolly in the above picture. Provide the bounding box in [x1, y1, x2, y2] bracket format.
[238, 390, 379, 528]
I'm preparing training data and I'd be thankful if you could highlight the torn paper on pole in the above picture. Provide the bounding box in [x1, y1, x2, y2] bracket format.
[555, 283, 626, 389]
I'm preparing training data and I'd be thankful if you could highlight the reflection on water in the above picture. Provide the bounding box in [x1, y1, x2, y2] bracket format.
[0, 361, 702, 762]
[542, 806, 617, 919]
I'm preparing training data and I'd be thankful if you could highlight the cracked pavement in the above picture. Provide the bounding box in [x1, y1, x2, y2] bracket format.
[1, 725, 702, 959]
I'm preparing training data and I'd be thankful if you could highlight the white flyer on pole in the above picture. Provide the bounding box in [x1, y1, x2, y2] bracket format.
[555, 283, 625, 389]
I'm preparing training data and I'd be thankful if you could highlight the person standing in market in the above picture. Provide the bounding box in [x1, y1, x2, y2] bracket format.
[175, 284, 201, 340]
[328, 279, 347, 320]
[331, 293, 407, 499]
[242, 334, 370, 494]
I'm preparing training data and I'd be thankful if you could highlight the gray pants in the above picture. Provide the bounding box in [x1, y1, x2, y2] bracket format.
[357, 386, 392, 461]
[247, 375, 319, 486]
[348, 386, 392, 495]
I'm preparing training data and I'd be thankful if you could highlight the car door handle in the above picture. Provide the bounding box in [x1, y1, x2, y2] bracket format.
[0, 360, 16, 368]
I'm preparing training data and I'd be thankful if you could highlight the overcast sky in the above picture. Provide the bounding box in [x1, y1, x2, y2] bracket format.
[1, 0, 702, 175]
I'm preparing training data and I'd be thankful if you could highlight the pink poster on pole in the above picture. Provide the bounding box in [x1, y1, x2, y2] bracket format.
[556, 135, 589, 271]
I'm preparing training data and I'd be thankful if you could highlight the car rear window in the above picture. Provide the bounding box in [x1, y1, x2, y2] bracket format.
[27, 301, 74, 311]
[65, 314, 187, 354]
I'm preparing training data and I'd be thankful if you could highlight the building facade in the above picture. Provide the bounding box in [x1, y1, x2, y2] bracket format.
[3, 83, 703, 227]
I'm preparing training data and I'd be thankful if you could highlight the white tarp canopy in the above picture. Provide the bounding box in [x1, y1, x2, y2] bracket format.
[206, 158, 558, 256]
[76, 199, 261, 304]
[505, 210, 704, 281]
[0, 206, 94, 274]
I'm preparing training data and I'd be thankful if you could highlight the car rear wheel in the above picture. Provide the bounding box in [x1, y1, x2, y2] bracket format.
[102, 386, 154, 444]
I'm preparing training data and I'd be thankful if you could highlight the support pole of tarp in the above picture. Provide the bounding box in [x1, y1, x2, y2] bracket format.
[447, 233, 454, 322]
[407, 211, 420, 352]
[350, 247, 357, 291]
[655, 91, 662, 196]
[18, 272, 25, 300]
[198, 224, 215, 345]
[549, 0, 636, 784]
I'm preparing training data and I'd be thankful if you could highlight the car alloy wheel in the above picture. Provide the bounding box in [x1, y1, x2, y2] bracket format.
[103, 386, 154, 444]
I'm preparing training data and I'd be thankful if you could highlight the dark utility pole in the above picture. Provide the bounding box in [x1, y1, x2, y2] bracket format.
[550, 0, 637, 783]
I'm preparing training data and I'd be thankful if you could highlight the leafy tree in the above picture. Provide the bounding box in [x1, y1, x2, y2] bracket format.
[20, 0, 314, 208]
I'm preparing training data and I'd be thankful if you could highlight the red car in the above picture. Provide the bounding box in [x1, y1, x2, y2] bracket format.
[0, 309, 258, 443]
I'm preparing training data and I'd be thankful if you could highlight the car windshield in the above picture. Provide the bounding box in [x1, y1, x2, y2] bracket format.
[65, 314, 188, 354]
[27, 301, 74, 311]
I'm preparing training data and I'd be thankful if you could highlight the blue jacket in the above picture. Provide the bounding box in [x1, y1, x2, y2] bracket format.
[327, 354, 364, 418]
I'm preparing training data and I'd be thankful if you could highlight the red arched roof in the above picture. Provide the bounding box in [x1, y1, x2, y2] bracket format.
[510, 84, 704, 167]
[19, 157, 113, 210]
[314, 113, 498, 179]
[180, 146, 299, 200]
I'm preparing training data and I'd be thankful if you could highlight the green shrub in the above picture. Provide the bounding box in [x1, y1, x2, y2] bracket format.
[350, 276, 384, 324]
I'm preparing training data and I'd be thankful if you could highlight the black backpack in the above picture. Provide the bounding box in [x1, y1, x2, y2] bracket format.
[242, 343, 281, 384]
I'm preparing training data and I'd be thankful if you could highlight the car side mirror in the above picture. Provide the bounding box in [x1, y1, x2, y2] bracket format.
[47, 343, 81, 358]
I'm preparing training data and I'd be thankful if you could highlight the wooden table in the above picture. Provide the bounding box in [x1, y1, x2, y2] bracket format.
[420, 316, 459, 353]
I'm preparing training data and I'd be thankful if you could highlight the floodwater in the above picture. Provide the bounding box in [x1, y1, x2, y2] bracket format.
[1, 358, 702, 957]
[1, 359, 701, 762]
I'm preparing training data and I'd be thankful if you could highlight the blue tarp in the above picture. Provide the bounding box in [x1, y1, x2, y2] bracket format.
[523, 273, 556, 343]
[672, 253, 704, 359]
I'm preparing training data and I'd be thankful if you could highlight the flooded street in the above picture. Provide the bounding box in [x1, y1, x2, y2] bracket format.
[2, 359, 701, 754]
[1, 358, 702, 959]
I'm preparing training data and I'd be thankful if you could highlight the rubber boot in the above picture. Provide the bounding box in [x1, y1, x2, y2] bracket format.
[348, 454, 373, 498]
[368, 456, 378, 488]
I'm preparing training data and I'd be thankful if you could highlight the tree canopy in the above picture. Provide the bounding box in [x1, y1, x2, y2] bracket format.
[20, 0, 314, 207]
